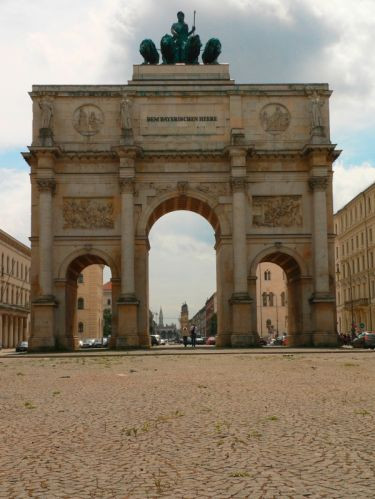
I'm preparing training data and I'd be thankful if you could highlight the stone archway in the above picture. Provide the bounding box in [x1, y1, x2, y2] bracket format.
[25, 64, 340, 351]
[52, 252, 119, 351]
[136, 192, 229, 347]
[249, 246, 313, 346]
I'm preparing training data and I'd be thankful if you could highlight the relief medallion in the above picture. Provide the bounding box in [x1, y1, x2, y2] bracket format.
[259, 103, 291, 133]
[73, 104, 104, 136]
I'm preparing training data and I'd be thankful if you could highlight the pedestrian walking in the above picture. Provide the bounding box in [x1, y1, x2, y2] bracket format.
[190, 324, 197, 348]
[182, 327, 188, 347]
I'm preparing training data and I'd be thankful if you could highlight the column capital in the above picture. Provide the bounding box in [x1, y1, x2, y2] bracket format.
[231, 177, 247, 193]
[309, 176, 328, 191]
[113, 145, 143, 160]
[225, 146, 248, 167]
[37, 178, 56, 193]
[119, 178, 135, 194]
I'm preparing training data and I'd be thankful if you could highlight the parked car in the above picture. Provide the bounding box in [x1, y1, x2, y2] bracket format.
[352, 332, 375, 349]
[81, 338, 96, 348]
[151, 335, 159, 346]
[102, 337, 109, 347]
[93, 339, 104, 348]
[159, 338, 166, 345]
[16, 341, 28, 352]
[195, 336, 205, 345]
[206, 336, 216, 345]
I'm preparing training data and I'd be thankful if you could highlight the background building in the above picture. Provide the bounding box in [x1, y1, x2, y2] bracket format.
[154, 307, 177, 340]
[180, 303, 189, 337]
[334, 182, 375, 334]
[0, 229, 31, 348]
[256, 262, 288, 338]
[77, 264, 104, 339]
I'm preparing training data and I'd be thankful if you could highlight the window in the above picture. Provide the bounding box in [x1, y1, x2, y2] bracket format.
[77, 297, 84, 310]
[107, 299, 111, 306]
[269, 292, 274, 307]
[370, 228, 373, 243]
[78, 274, 84, 284]
[356, 235, 359, 249]
[361, 232, 364, 246]
[262, 292, 267, 307]
[281, 292, 286, 307]
[78, 322, 84, 333]
[264, 270, 271, 281]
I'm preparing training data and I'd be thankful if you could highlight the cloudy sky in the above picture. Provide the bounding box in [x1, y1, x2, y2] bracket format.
[1, 0, 375, 322]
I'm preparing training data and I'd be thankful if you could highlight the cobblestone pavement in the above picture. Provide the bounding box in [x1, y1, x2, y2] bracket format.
[1, 352, 375, 498]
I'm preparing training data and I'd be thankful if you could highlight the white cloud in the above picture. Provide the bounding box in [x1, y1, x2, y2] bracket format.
[333, 161, 375, 212]
[0, 167, 30, 244]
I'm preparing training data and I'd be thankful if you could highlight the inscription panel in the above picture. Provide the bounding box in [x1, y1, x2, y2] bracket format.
[253, 196, 302, 228]
[140, 104, 225, 136]
[63, 197, 114, 229]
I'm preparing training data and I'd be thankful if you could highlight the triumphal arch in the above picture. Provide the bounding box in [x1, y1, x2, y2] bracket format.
[24, 15, 340, 351]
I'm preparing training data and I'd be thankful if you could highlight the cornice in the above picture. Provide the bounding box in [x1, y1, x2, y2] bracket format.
[0, 229, 31, 256]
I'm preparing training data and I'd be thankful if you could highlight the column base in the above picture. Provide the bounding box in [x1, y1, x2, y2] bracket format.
[310, 293, 337, 347]
[231, 332, 259, 347]
[230, 293, 260, 347]
[115, 296, 140, 349]
[215, 332, 231, 347]
[29, 296, 58, 352]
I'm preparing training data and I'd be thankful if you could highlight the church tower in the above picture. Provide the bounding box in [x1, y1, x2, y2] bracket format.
[180, 303, 189, 335]
[159, 307, 164, 327]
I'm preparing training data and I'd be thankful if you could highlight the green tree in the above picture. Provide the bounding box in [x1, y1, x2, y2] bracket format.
[208, 313, 217, 336]
[103, 308, 112, 337]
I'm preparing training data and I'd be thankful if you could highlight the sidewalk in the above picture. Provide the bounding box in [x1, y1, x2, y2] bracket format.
[0, 344, 371, 359]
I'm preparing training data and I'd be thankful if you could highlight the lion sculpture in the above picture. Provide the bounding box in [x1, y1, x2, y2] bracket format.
[139, 39, 160, 65]
[160, 34, 176, 64]
[185, 35, 202, 64]
[202, 38, 222, 64]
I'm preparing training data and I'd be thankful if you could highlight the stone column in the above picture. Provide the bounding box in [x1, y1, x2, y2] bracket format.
[231, 177, 249, 297]
[309, 177, 330, 294]
[228, 148, 259, 347]
[120, 178, 136, 299]
[29, 151, 57, 352]
[37, 178, 56, 298]
[23, 317, 28, 341]
[309, 175, 336, 345]
[9, 316, 14, 348]
[116, 150, 140, 348]
[3, 315, 8, 348]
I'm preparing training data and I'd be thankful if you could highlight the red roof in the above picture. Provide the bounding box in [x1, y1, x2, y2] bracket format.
[103, 281, 112, 291]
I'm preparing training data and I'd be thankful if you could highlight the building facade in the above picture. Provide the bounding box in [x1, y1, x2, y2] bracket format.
[155, 307, 177, 340]
[190, 305, 207, 337]
[76, 264, 103, 339]
[334, 182, 375, 334]
[256, 262, 288, 338]
[0, 229, 31, 348]
[24, 63, 340, 351]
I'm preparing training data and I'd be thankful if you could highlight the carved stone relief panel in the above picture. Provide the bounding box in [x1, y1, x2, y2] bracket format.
[73, 104, 104, 136]
[195, 182, 230, 197]
[63, 198, 114, 229]
[259, 103, 291, 133]
[253, 196, 302, 228]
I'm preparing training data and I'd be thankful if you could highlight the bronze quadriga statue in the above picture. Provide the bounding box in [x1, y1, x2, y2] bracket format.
[140, 12, 221, 65]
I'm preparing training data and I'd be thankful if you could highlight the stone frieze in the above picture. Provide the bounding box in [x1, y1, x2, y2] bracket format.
[63, 198, 114, 229]
[253, 195, 302, 228]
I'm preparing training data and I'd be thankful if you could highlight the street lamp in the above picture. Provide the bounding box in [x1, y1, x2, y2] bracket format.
[336, 262, 355, 336]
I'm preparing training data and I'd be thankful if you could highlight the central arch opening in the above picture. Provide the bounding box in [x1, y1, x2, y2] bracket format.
[147, 196, 220, 346]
